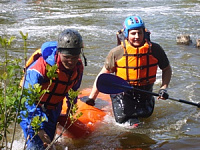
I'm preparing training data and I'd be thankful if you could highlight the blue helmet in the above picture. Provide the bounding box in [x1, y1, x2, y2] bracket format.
[123, 16, 145, 38]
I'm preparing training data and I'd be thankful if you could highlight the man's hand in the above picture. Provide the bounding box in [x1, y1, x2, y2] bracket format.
[86, 98, 95, 106]
[158, 89, 169, 100]
[38, 130, 55, 149]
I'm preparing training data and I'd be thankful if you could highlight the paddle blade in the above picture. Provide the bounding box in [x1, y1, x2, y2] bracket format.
[96, 73, 133, 94]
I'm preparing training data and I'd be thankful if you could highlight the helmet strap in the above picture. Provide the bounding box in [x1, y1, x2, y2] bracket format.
[81, 49, 87, 66]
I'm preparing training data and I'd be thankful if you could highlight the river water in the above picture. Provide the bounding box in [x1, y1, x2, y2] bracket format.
[0, 0, 200, 149]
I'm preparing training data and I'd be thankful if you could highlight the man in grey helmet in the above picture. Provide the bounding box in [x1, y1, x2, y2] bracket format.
[20, 29, 86, 149]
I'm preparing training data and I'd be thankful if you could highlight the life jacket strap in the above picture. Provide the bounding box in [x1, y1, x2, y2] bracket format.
[117, 63, 157, 70]
[128, 75, 156, 85]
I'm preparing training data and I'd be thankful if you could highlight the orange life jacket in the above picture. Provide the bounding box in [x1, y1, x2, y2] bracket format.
[21, 41, 83, 109]
[39, 59, 83, 109]
[116, 40, 158, 86]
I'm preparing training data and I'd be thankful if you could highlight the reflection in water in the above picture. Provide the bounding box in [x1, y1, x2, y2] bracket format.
[117, 132, 156, 149]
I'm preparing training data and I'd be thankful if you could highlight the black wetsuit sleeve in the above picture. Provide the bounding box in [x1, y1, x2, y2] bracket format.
[104, 45, 124, 73]
[151, 42, 170, 69]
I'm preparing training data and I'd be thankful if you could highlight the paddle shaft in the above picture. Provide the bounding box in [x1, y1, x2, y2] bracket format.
[97, 74, 200, 108]
[168, 97, 200, 107]
[124, 84, 200, 108]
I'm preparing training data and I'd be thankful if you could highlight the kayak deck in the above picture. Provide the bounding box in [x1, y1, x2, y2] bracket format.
[56, 88, 111, 139]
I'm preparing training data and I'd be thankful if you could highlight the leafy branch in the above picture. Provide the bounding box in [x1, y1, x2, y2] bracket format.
[0, 31, 83, 150]
[45, 89, 83, 150]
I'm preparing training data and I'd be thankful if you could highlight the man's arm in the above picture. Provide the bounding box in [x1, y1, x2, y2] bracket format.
[160, 64, 172, 89]
[89, 66, 110, 100]
[86, 66, 110, 106]
[87, 46, 122, 105]
[158, 64, 172, 100]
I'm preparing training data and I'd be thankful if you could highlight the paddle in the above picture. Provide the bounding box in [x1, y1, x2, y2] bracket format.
[96, 73, 200, 108]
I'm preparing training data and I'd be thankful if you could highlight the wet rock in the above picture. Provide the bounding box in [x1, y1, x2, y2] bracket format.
[196, 39, 200, 48]
[176, 34, 192, 45]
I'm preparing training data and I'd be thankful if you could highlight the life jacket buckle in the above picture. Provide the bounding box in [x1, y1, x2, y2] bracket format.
[139, 66, 144, 70]
[41, 104, 47, 112]
[137, 54, 143, 58]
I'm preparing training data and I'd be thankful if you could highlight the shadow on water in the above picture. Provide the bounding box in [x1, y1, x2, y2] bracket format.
[117, 132, 156, 149]
[58, 127, 157, 150]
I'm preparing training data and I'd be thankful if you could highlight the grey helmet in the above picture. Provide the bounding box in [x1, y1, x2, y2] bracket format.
[57, 29, 83, 55]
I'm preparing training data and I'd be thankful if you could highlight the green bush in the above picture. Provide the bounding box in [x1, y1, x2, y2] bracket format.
[0, 32, 82, 150]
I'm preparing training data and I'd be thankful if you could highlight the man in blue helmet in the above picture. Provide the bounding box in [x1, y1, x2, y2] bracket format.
[86, 16, 172, 126]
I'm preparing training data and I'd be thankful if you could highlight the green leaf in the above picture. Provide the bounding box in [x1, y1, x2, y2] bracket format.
[31, 116, 46, 135]
[19, 31, 28, 40]
[46, 64, 58, 79]
[2, 72, 7, 80]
